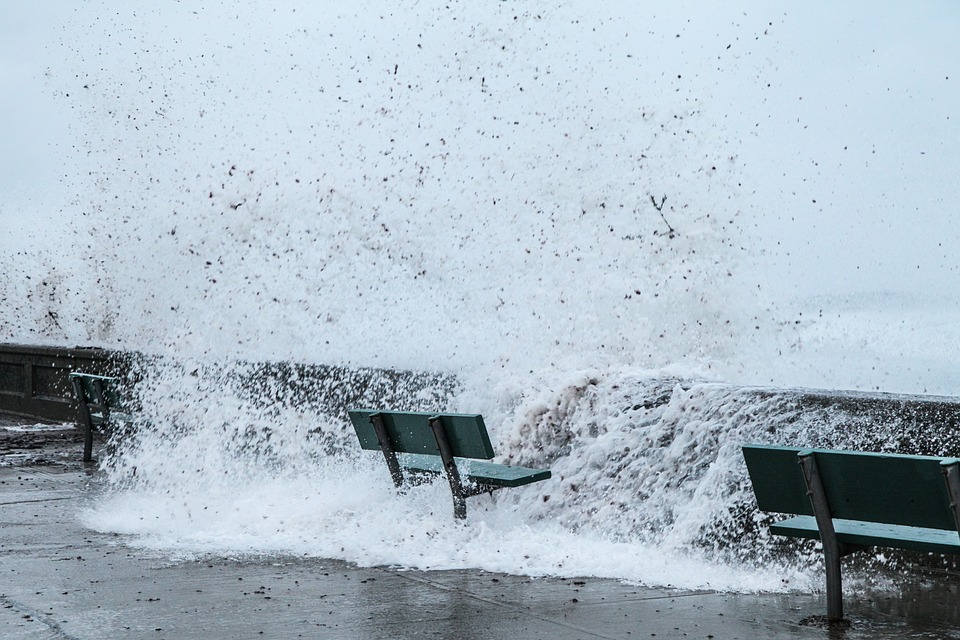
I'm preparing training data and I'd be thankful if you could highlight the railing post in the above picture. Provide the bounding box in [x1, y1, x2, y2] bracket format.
[798, 450, 844, 622]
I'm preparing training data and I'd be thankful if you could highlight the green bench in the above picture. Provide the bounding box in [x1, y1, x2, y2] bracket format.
[347, 409, 551, 519]
[742, 444, 960, 622]
[70, 372, 134, 463]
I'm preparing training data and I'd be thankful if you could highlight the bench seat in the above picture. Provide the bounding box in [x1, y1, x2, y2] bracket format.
[771, 515, 960, 555]
[398, 453, 552, 488]
[87, 410, 136, 427]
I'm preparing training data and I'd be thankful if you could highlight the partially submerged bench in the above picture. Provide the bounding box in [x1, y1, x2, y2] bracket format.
[743, 444, 960, 622]
[70, 372, 133, 463]
[347, 409, 551, 519]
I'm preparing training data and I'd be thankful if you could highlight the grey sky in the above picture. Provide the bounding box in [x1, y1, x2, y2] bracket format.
[0, 2, 73, 225]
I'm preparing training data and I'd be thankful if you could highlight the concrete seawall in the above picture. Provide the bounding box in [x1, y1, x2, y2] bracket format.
[4, 342, 960, 459]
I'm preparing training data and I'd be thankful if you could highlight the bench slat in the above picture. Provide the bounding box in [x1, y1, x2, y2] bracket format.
[70, 373, 129, 414]
[348, 410, 496, 460]
[742, 445, 812, 517]
[398, 453, 551, 488]
[89, 411, 136, 426]
[815, 450, 956, 531]
[771, 515, 960, 555]
[743, 445, 958, 531]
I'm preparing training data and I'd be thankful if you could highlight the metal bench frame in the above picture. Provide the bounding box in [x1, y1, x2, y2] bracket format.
[70, 372, 126, 463]
[744, 445, 960, 622]
[370, 412, 495, 519]
[351, 409, 550, 520]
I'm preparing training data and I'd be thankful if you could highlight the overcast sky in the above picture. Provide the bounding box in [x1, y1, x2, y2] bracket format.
[4, 2, 959, 298]
[3, 2, 960, 394]
[0, 2, 73, 228]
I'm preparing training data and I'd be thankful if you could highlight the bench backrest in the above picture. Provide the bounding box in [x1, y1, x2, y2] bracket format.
[70, 373, 125, 413]
[348, 409, 496, 460]
[743, 444, 958, 531]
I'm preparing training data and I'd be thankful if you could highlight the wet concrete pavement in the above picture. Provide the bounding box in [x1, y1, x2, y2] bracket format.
[3, 416, 960, 639]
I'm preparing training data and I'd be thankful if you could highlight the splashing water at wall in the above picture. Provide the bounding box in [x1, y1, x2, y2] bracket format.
[84, 362, 831, 592]
[77, 357, 956, 592]
[3, 1, 960, 591]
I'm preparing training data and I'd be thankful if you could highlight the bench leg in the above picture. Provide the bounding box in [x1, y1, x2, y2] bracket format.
[941, 461, 960, 533]
[798, 452, 845, 622]
[71, 377, 96, 463]
[823, 539, 843, 622]
[429, 416, 468, 520]
[369, 413, 404, 488]
[83, 421, 95, 463]
[450, 486, 467, 520]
